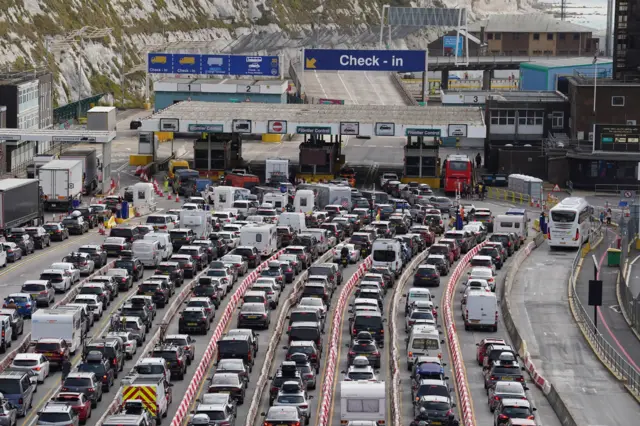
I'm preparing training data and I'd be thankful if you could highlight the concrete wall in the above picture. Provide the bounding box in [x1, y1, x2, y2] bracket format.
[520, 67, 548, 90]
[154, 92, 286, 111]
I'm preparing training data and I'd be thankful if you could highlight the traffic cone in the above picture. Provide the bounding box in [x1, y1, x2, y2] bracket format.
[158, 191, 164, 197]
[175, 195, 180, 203]
[135, 166, 143, 176]
[98, 223, 105, 235]
[167, 194, 172, 200]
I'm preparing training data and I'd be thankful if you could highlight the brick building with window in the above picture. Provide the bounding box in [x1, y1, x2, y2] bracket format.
[465, 14, 598, 57]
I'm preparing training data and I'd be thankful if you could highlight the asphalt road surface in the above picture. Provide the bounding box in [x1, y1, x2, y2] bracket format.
[303, 71, 410, 106]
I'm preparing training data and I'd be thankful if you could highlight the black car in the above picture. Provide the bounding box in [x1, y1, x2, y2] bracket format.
[43, 222, 69, 241]
[114, 253, 145, 282]
[413, 265, 440, 287]
[62, 215, 89, 235]
[169, 229, 196, 250]
[151, 344, 188, 380]
[489, 234, 515, 256]
[137, 281, 170, 308]
[479, 246, 504, 269]
[84, 339, 125, 373]
[109, 226, 141, 244]
[77, 351, 115, 391]
[0, 309, 24, 339]
[178, 307, 210, 334]
[414, 396, 456, 425]
[177, 246, 208, 271]
[75, 207, 99, 229]
[6, 233, 34, 255]
[208, 236, 227, 257]
[230, 247, 259, 268]
[78, 245, 108, 268]
[120, 303, 153, 331]
[192, 239, 218, 263]
[217, 334, 255, 368]
[155, 262, 185, 287]
[192, 277, 222, 308]
[61, 372, 103, 408]
[24, 227, 51, 249]
[208, 372, 246, 405]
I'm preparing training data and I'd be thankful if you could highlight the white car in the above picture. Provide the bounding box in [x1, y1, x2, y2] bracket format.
[221, 224, 243, 236]
[106, 331, 138, 359]
[74, 294, 103, 319]
[465, 267, 496, 292]
[255, 276, 281, 291]
[11, 353, 50, 383]
[218, 232, 239, 249]
[380, 172, 398, 188]
[298, 297, 327, 317]
[40, 269, 72, 293]
[221, 254, 248, 275]
[333, 243, 360, 263]
[181, 203, 201, 211]
[470, 255, 496, 275]
[405, 308, 436, 332]
[49, 262, 80, 283]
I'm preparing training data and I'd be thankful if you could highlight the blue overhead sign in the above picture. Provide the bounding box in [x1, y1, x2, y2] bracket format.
[230, 55, 280, 76]
[304, 49, 426, 72]
[148, 53, 172, 73]
[443, 36, 463, 57]
[147, 53, 280, 76]
[202, 55, 229, 75]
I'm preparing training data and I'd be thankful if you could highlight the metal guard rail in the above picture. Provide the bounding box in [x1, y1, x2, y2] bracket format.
[568, 224, 640, 398]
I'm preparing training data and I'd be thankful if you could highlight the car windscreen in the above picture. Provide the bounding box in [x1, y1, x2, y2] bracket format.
[277, 395, 305, 404]
[64, 377, 92, 387]
[156, 265, 177, 274]
[348, 371, 374, 380]
[308, 267, 332, 276]
[146, 216, 168, 224]
[289, 327, 319, 341]
[135, 364, 165, 375]
[151, 350, 178, 361]
[87, 345, 116, 358]
[13, 359, 38, 366]
[352, 343, 376, 353]
[417, 384, 449, 398]
[77, 363, 106, 374]
[218, 341, 249, 354]
[492, 366, 521, 376]
[38, 413, 73, 423]
[22, 283, 45, 292]
[551, 210, 576, 223]
[373, 250, 395, 262]
[110, 229, 133, 237]
[416, 267, 438, 276]
[410, 311, 434, 320]
[196, 410, 226, 420]
[79, 287, 102, 296]
[40, 273, 64, 282]
[35, 342, 61, 352]
[290, 312, 319, 323]
[354, 316, 382, 328]
[303, 286, 324, 295]
[470, 259, 492, 267]
[412, 338, 440, 350]
[170, 231, 189, 239]
[421, 401, 450, 411]
[502, 406, 531, 417]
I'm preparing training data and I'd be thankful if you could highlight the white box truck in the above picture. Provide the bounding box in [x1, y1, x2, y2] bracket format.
[87, 106, 117, 132]
[340, 381, 386, 425]
[39, 159, 83, 211]
[32, 308, 83, 354]
[265, 158, 289, 185]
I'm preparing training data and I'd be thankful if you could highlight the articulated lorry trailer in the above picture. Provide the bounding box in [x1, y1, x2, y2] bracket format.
[0, 179, 44, 234]
[58, 148, 100, 195]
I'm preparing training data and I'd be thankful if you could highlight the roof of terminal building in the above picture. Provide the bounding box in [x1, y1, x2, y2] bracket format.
[488, 91, 568, 102]
[468, 14, 595, 33]
[157, 77, 284, 85]
[147, 101, 484, 126]
[522, 57, 612, 69]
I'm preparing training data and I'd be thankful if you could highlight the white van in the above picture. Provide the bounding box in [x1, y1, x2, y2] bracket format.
[340, 381, 386, 425]
[32, 308, 83, 353]
[146, 214, 175, 232]
[494, 214, 527, 243]
[278, 212, 307, 233]
[0, 244, 6, 269]
[463, 290, 498, 332]
[294, 189, 315, 214]
[371, 239, 403, 276]
[132, 240, 162, 267]
[143, 232, 173, 260]
[263, 192, 288, 213]
[407, 324, 442, 369]
[240, 224, 278, 257]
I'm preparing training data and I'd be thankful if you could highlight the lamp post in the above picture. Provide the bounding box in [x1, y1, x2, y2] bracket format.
[593, 54, 598, 116]
[379, 4, 390, 49]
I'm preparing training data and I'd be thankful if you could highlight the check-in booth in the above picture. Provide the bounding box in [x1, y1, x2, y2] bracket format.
[403, 132, 440, 188]
[193, 133, 243, 179]
[298, 138, 342, 182]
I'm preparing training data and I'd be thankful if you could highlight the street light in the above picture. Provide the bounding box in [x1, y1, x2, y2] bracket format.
[379, 4, 390, 49]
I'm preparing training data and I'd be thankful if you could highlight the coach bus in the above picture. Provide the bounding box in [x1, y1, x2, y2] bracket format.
[548, 197, 592, 249]
[442, 154, 474, 194]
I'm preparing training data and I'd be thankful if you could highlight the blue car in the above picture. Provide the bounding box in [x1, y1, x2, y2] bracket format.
[412, 363, 447, 386]
[3, 293, 36, 318]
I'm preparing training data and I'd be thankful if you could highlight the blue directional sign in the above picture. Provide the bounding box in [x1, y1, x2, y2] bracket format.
[230, 55, 280, 76]
[202, 55, 229, 75]
[173, 54, 201, 74]
[148, 53, 172, 73]
[443, 36, 463, 57]
[304, 49, 426, 72]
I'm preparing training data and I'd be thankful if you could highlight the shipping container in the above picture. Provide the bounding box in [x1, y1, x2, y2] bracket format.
[0, 179, 43, 232]
[87, 106, 117, 132]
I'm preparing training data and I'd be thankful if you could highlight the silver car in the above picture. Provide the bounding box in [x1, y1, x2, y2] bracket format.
[106, 331, 138, 359]
[273, 381, 312, 424]
[20, 280, 55, 307]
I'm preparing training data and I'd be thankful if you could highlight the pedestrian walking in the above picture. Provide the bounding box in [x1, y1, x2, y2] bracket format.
[61, 359, 72, 381]
[475, 153, 482, 168]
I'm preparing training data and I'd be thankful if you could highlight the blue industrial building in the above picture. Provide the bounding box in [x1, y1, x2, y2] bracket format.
[519, 57, 612, 92]
[153, 78, 288, 111]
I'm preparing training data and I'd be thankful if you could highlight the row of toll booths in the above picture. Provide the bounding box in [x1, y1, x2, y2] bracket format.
[297, 135, 345, 182]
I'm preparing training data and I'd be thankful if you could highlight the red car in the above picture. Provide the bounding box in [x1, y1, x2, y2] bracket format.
[476, 338, 507, 365]
[429, 243, 455, 265]
[439, 238, 461, 261]
[410, 225, 436, 246]
[52, 392, 92, 424]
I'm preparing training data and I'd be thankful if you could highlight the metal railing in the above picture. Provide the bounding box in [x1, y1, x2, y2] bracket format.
[619, 266, 640, 336]
[568, 223, 640, 398]
[594, 184, 640, 195]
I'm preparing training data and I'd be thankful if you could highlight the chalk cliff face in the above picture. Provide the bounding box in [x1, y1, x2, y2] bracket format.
[0, 0, 535, 106]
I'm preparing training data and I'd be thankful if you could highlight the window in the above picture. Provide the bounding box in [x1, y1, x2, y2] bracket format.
[495, 33, 501, 40]
[547, 33, 554, 40]
[300, 198, 307, 207]
[573, 33, 580, 40]
[255, 234, 262, 243]
[487, 33, 494, 40]
[491, 110, 515, 126]
[518, 110, 544, 126]
[559, 33, 566, 40]
[543, 50, 553, 55]
[612, 96, 625, 106]
[552, 111, 564, 129]
[532, 50, 542, 55]
[533, 33, 540, 40]
[578, 208, 590, 224]
[513, 33, 520, 40]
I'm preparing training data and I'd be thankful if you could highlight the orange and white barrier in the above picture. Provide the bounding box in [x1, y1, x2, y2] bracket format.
[317, 256, 373, 426]
[443, 242, 488, 426]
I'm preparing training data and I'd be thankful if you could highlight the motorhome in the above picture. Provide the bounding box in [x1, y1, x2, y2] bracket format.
[263, 192, 288, 212]
[32, 309, 83, 353]
[239, 224, 278, 257]
[293, 189, 315, 214]
[179, 210, 211, 239]
[278, 212, 307, 233]
[211, 186, 248, 211]
[493, 214, 528, 245]
[340, 381, 386, 425]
